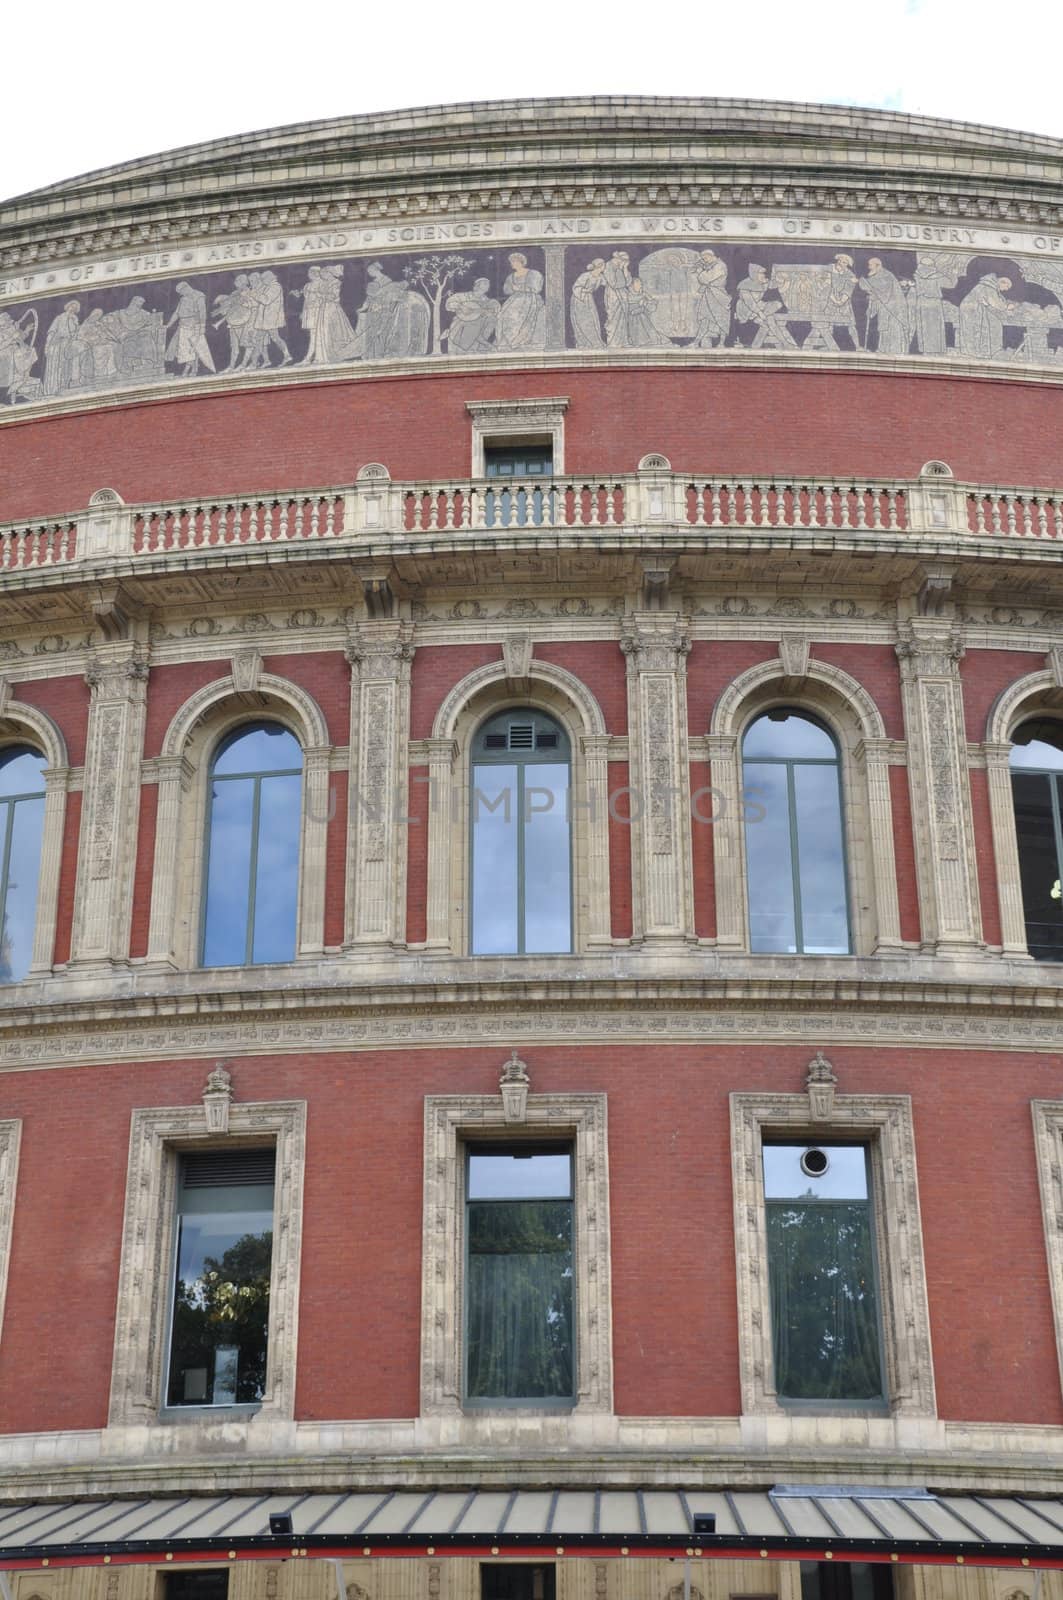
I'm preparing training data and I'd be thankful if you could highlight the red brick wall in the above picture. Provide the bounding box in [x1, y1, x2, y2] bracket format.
[6, 368, 1063, 521]
[691, 761, 716, 939]
[686, 640, 777, 731]
[608, 761, 633, 940]
[961, 649, 1047, 742]
[405, 766, 429, 945]
[12, 674, 90, 766]
[814, 643, 905, 741]
[969, 767, 1002, 948]
[890, 765, 922, 946]
[143, 660, 230, 758]
[129, 785, 159, 959]
[410, 644, 498, 740]
[53, 791, 81, 966]
[0, 1043, 1059, 1434]
[535, 642, 627, 734]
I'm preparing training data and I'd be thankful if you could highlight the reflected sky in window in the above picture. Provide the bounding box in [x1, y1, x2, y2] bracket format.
[0, 746, 46, 983]
[470, 741, 571, 955]
[764, 1143, 869, 1200]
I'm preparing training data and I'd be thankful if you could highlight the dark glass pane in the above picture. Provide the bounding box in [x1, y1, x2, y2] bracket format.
[250, 772, 301, 964]
[163, 1573, 231, 1599]
[469, 1149, 572, 1200]
[767, 1197, 883, 1401]
[523, 763, 571, 953]
[0, 792, 44, 982]
[1012, 771, 1063, 961]
[167, 1179, 273, 1408]
[471, 763, 519, 954]
[0, 746, 46, 797]
[202, 777, 255, 966]
[743, 711, 836, 760]
[793, 763, 850, 953]
[467, 1199, 573, 1399]
[212, 722, 302, 776]
[745, 762, 797, 952]
[481, 1567, 557, 1600]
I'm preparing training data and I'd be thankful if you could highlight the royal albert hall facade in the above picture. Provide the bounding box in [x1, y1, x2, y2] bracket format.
[3, 95, 1063, 1600]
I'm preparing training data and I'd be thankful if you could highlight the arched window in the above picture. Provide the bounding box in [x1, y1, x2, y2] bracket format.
[470, 709, 571, 955]
[742, 709, 851, 955]
[1009, 719, 1063, 961]
[0, 745, 47, 983]
[201, 722, 303, 968]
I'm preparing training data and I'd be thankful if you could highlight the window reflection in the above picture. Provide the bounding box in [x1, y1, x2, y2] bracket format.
[1010, 718, 1063, 961]
[742, 709, 850, 954]
[0, 745, 47, 983]
[470, 711, 572, 955]
[201, 722, 302, 968]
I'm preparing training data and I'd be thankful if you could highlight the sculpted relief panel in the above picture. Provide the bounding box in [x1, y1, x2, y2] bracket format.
[3, 231, 1063, 409]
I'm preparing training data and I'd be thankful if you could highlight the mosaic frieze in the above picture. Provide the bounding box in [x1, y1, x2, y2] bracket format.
[3, 233, 1063, 410]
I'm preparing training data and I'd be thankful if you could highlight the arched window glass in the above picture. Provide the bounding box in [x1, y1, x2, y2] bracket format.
[0, 745, 47, 983]
[742, 709, 850, 955]
[470, 709, 571, 955]
[1010, 718, 1063, 961]
[201, 722, 303, 968]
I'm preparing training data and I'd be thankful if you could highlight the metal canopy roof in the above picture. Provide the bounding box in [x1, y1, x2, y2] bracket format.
[3, 1488, 1063, 1574]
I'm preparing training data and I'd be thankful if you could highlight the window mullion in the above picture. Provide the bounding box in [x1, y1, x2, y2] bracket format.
[1050, 774, 1063, 913]
[0, 800, 14, 941]
[516, 765, 527, 955]
[246, 775, 263, 966]
[786, 760, 804, 953]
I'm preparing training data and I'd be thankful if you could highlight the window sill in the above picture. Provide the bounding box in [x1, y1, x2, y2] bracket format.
[160, 1404, 263, 1422]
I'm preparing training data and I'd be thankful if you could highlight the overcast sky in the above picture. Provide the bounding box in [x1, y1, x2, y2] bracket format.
[2, 0, 1060, 203]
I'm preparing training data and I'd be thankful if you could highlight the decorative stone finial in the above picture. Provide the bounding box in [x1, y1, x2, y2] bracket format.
[499, 1050, 530, 1123]
[203, 1062, 233, 1134]
[806, 1050, 838, 1121]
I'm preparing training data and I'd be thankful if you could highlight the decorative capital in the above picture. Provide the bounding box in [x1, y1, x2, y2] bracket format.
[499, 1050, 530, 1123]
[202, 1061, 233, 1134]
[806, 1050, 838, 1121]
[620, 617, 691, 674]
[85, 646, 149, 698]
[895, 622, 964, 678]
[346, 623, 414, 678]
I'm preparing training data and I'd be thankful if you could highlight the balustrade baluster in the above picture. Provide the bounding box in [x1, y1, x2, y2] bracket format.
[886, 490, 900, 530]
[758, 483, 772, 528]
[854, 487, 868, 530]
[603, 484, 616, 527]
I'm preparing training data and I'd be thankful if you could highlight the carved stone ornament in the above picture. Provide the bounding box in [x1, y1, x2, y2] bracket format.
[356, 462, 391, 481]
[499, 1050, 531, 1123]
[1048, 646, 1063, 692]
[778, 631, 811, 682]
[88, 486, 125, 505]
[637, 452, 672, 472]
[919, 460, 954, 477]
[502, 632, 534, 692]
[806, 1049, 839, 1120]
[0, 677, 9, 718]
[231, 648, 263, 696]
[203, 1061, 234, 1133]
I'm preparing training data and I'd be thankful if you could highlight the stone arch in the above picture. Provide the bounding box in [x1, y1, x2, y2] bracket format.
[433, 657, 607, 741]
[707, 654, 900, 956]
[424, 653, 610, 953]
[986, 666, 1061, 746]
[0, 695, 70, 975]
[161, 668, 329, 758]
[148, 669, 331, 969]
[710, 656, 887, 743]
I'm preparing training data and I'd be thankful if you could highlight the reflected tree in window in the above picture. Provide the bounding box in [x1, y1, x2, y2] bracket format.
[0, 745, 47, 983]
[201, 721, 303, 967]
[470, 710, 571, 955]
[1010, 719, 1063, 961]
[764, 1143, 885, 1403]
[742, 709, 851, 954]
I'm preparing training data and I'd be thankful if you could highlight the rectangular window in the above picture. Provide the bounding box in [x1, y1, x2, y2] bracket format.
[160, 1572, 231, 1599]
[166, 1147, 275, 1408]
[800, 1563, 893, 1600]
[763, 1142, 885, 1404]
[465, 1144, 574, 1403]
[481, 1565, 557, 1600]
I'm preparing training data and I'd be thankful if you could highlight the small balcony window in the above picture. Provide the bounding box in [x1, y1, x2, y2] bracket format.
[1010, 718, 1063, 960]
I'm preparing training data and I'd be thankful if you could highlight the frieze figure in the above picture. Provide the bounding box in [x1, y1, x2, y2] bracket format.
[735, 264, 797, 349]
[0, 310, 41, 403]
[957, 272, 1014, 359]
[859, 257, 911, 354]
[497, 251, 545, 352]
[692, 248, 731, 347]
[213, 273, 257, 370]
[570, 258, 606, 348]
[442, 277, 499, 355]
[248, 269, 292, 366]
[603, 250, 633, 346]
[164, 282, 215, 378]
[403, 255, 475, 354]
[625, 277, 672, 348]
[43, 301, 82, 394]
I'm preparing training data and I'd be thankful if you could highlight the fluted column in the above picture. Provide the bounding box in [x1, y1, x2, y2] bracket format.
[896, 622, 982, 954]
[69, 645, 149, 967]
[344, 624, 415, 949]
[708, 732, 746, 951]
[984, 740, 1031, 956]
[28, 766, 70, 973]
[298, 746, 332, 955]
[578, 731, 613, 945]
[856, 737, 904, 952]
[621, 615, 693, 944]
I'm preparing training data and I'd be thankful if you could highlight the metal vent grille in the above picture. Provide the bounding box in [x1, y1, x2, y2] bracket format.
[507, 723, 535, 750]
[181, 1148, 276, 1188]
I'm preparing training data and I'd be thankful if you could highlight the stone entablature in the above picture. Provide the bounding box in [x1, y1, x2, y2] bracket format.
[4, 216, 1063, 414]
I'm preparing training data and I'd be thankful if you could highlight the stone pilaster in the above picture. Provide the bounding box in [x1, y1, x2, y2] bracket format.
[984, 740, 1032, 956]
[579, 731, 613, 945]
[344, 623, 415, 949]
[855, 737, 904, 952]
[69, 645, 149, 967]
[895, 622, 982, 954]
[621, 615, 693, 944]
[298, 745, 332, 955]
[707, 731, 746, 951]
[424, 737, 458, 950]
[28, 764, 70, 973]
[144, 754, 193, 967]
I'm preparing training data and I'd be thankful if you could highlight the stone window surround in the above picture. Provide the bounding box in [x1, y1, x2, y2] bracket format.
[0, 694, 69, 976]
[420, 1089, 612, 1417]
[145, 668, 332, 969]
[107, 1095, 307, 1428]
[0, 1120, 22, 1349]
[984, 661, 1063, 958]
[730, 1088, 937, 1419]
[424, 658, 613, 953]
[1032, 1101, 1063, 1398]
[466, 398, 568, 479]
[708, 657, 904, 956]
